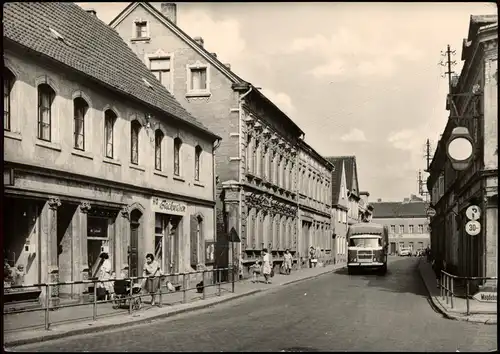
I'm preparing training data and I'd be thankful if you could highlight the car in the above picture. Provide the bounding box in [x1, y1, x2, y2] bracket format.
[399, 248, 411, 257]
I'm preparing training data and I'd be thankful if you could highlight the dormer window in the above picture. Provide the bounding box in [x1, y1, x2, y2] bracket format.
[135, 21, 148, 38]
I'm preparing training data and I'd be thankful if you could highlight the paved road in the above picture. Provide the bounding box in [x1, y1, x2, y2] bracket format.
[10, 258, 497, 352]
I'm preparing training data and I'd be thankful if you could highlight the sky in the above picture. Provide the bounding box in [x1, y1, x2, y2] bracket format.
[77, 1, 497, 201]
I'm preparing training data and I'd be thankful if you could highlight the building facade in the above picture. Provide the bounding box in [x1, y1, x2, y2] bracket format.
[325, 156, 363, 265]
[110, 2, 305, 276]
[3, 2, 219, 302]
[371, 197, 430, 255]
[297, 140, 334, 267]
[427, 15, 497, 286]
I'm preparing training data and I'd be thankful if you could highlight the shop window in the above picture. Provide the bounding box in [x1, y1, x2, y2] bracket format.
[155, 129, 164, 171]
[104, 110, 117, 159]
[37, 84, 55, 141]
[194, 145, 202, 181]
[155, 214, 169, 269]
[87, 216, 109, 278]
[190, 215, 203, 267]
[130, 120, 141, 165]
[73, 97, 88, 151]
[4, 67, 14, 131]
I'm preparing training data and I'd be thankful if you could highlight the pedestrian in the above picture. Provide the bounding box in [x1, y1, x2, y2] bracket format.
[283, 249, 293, 275]
[97, 252, 113, 300]
[238, 253, 244, 280]
[250, 260, 262, 283]
[309, 246, 317, 268]
[262, 248, 272, 284]
[142, 253, 162, 306]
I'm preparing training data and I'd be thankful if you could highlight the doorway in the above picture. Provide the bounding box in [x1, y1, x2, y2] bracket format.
[165, 216, 181, 275]
[390, 242, 396, 255]
[129, 209, 142, 278]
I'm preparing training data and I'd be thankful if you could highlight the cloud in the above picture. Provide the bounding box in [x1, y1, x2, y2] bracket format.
[340, 128, 367, 142]
[260, 89, 296, 116]
[387, 129, 416, 151]
[178, 10, 246, 64]
[387, 129, 428, 171]
[288, 28, 423, 79]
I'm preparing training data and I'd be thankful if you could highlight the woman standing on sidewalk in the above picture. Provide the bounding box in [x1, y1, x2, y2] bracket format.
[283, 249, 293, 275]
[142, 253, 162, 306]
[262, 249, 272, 284]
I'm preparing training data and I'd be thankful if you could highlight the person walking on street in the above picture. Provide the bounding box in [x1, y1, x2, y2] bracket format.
[262, 248, 272, 284]
[97, 252, 113, 300]
[283, 249, 293, 275]
[142, 253, 162, 306]
[309, 246, 317, 268]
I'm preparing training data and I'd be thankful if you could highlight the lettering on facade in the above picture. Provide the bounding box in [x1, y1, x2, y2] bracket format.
[473, 292, 497, 303]
[151, 197, 187, 215]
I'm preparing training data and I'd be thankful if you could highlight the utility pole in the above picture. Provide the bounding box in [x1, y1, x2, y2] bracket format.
[439, 44, 457, 114]
[425, 138, 432, 172]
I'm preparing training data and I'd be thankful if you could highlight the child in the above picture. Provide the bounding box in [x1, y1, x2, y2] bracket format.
[250, 260, 262, 283]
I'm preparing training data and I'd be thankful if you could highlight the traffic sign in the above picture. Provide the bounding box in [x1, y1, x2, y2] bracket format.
[465, 220, 481, 236]
[465, 205, 481, 221]
[426, 207, 436, 217]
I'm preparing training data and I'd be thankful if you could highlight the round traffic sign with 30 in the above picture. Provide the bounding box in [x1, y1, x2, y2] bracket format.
[465, 220, 481, 236]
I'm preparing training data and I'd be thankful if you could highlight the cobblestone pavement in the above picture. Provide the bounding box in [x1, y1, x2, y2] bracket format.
[11, 258, 497, 352]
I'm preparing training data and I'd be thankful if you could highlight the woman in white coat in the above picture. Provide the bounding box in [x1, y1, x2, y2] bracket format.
[262, 248, 272, 284]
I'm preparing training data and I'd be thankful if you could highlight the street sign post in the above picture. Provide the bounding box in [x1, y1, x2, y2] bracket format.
[465, 205, 481, 221]
[465, 220, 481, 236]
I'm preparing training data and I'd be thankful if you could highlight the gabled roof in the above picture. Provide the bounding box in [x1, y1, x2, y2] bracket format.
[325, 156, 360, 197]
[325, 157, 344, 204]
[3, 2, 219, 140]
[371, 201, 429, 219]
[109, 2, 304, 136]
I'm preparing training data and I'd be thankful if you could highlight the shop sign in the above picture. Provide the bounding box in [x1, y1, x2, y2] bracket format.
[152, 197, 187, 215]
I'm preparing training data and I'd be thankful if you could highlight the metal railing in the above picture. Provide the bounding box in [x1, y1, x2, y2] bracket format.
[440, 270, 497, 315]
[3, 266, 235, 331]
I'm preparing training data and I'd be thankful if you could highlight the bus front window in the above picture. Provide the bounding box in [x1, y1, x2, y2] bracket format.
[349, 237, 382, 248]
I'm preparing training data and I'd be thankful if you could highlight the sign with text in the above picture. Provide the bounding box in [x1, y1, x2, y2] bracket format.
[465, 205, 481, 221]
[465, 220, 481, 236]
[151, 197, 187, 216]
[426, 207, 436, 217]
[473, 291, 497, 303]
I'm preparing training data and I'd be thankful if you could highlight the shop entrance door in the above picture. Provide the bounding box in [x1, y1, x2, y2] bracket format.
[390, 242, 396, 255]
[129, 209, 142, 278]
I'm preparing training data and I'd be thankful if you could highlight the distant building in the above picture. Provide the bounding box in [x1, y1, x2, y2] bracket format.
[427, 15, 497, 286]
[3, 3, 219, 302]
[297, 140, 334, 267]
[371, 197, 430, 255]
[325, 156, 368, 264]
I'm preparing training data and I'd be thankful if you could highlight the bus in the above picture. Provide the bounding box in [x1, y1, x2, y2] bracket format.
[347, 222, 389, 275]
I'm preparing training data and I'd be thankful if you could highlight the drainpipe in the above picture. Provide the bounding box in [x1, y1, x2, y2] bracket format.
[213, 138, 221, 265]
[237, 85, 253, 258]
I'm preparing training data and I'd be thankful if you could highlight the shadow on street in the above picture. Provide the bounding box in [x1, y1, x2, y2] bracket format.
[333, 257, 428, 297]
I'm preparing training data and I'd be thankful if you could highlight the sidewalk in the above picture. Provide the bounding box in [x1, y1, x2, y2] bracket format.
[418, 259, 497, 325]
[4, 262, 346, 347]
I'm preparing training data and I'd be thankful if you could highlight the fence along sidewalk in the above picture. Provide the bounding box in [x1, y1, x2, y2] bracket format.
[4, 267, 235, 332]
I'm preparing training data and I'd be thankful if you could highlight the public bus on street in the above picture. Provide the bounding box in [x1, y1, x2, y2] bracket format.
[347, 222, 389, 275]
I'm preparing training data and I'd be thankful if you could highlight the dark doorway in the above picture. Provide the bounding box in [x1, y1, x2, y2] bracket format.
[390, 242, 396, 255]
[129, 209, 142, 278]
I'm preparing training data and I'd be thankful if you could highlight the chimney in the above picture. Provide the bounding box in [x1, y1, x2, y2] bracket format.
[224, 63, 231, 70]
[86, 9, 97, 16]
[377, 198, 382, 202]
[211, 52, 217, 58]
[194, 36, 204, 48]
[161, 3, 177, 25]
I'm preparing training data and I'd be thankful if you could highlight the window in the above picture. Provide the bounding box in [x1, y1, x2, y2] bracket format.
[174, 137, 182, 176]
[104, 110, 117, 159]
[418, 224, 424, 233]
[409, 225, 414, 233]
[150, 58, 171, 91]
[37, 84, 55, 141]
[390, 225, 396, 233]
[73, 97, 88, 150]
[246, 135, 252, 173]
[130, 120, 141, 165]
[399, 225, 404, 233]
[135, 21, 148, 38]
[4, 68, 14, 131]
[195, 145, 202, 181]
[154, 129, 164, 171]
[189, 68, 207, 91]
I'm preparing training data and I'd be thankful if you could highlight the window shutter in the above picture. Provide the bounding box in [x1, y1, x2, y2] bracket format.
[190, 216, 198, 268]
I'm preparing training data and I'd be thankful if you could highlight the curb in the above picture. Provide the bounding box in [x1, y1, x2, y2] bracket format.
[5, 266, 343, 347]
[417, 260, 497, 325]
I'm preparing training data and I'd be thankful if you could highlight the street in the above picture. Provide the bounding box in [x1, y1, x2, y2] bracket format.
[9, 258, 497, 352]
